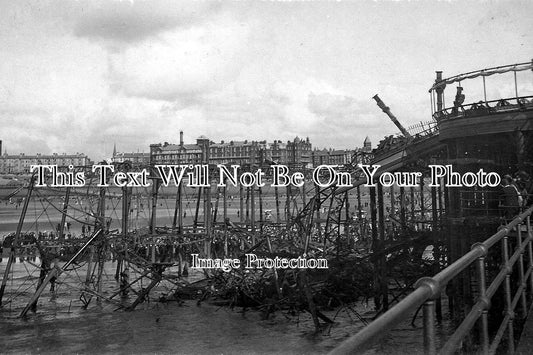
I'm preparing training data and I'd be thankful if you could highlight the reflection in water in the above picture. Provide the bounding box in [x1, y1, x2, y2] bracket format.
[0, 259, 368, 354]
[0, 258, 447, 354]
[2, 302, 347, 354]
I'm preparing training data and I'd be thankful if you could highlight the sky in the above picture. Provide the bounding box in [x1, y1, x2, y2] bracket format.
[1, 0, 532, 161]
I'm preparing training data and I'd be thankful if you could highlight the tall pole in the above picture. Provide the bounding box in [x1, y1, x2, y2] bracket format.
[0, 176, 35, 306]
[377, 183, 388, 310]
[176, 183, 183, 276]
[59, 187, 71, 241]
[223, 179, 228, 257]
[275, 186, 280, 223]
[410, 187, 415, 222]
[178, 185, 183, 235]
[258, 186, 263, 235]
[435, 71, 444, 112]
[149, 179, 159, 234]
[251, 186, 255, 244]
[245, 187, 250, 227]
[357, 185, 362, 221]
[239, 185, 244, 224]
[286, 185, 292, 225]
[116, 185, 129, 280]
[193, 187, 201, 232]
[204, 186, 212, 257]
[122, 186, 129, 236]
[420, 177, 425, 220]
[96, 186, 106, 302]
[483, 76, 487, 103]
[301, 183, 307, 206]
[390, 185, 395, 233]
[213, 187, 220, 225]
[172, 183, 182, 231]
[400, 186, 406, 232]
[345, 191, 350, 238]
[315, 184, 322, 239]
[369, 186, 379, 310]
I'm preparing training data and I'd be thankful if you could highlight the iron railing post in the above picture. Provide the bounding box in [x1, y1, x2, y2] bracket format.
[329, 207, 533, 355]
[474, 242, 489, 355]
[502, 235, 515, 353]
[423, 299, 437, 355]
[527, 215, 533, 297]
[517, 219, 528, 318]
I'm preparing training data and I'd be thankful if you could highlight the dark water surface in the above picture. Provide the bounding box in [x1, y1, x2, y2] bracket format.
[1, 259, 379, 354]
[1, 301, 352, 354]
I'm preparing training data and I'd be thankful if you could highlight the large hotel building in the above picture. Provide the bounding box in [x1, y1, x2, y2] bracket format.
[147, 131, 372, 170]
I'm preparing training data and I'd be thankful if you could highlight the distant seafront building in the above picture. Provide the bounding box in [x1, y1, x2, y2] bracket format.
[0, 150, 92, 174]
[149, 132, 206, 166]
[111, 144, 150, 168]
[311, 136, 372, 167]
[149, 131, 371, 170]
[149, 131, 313, 170]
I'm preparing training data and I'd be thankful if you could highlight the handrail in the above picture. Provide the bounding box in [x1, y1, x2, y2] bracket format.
[429, 61, 533, 92]
[330, 205, 533, 355]
[433, 95, 533, 121]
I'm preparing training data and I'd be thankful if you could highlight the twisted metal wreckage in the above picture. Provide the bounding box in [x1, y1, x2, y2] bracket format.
[1, 61, 532, 342]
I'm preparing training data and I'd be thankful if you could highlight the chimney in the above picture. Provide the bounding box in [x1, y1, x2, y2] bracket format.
[435, 71, 444, 112]
[180, 130, 184, 146]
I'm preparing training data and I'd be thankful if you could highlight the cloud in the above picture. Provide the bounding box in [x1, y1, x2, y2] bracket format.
[74, 1, 219, 43]
[73, 2, 253, 103]
[106, 18, 250, 101]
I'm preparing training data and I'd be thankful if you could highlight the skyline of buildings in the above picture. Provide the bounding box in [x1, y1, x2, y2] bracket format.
[0, 134, 373, 174]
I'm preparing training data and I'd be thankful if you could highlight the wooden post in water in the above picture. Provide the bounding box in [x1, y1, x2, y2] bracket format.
[0, 176, 35, 306]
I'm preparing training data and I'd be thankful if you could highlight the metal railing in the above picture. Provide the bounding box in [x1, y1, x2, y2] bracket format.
[330, 205, 533, 355]
[433, 95, 533, 121]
